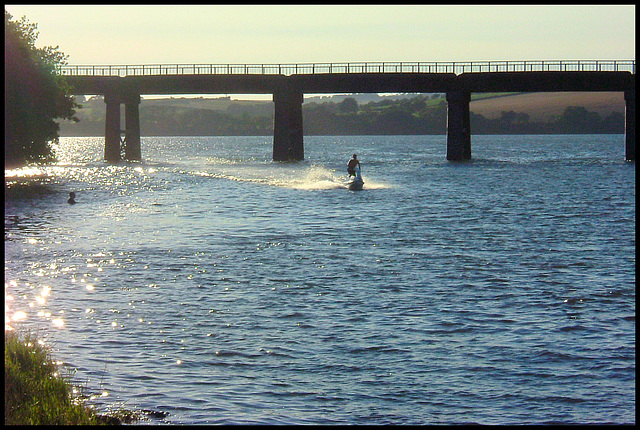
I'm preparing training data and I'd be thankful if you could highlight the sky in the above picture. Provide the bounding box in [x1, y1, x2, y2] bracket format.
[5, 5, 636, 65]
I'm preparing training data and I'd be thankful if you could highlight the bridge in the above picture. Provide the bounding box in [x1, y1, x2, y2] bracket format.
[61, 60, 636, 162]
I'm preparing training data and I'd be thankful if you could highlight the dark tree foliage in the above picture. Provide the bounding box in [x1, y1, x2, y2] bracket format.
[4, 11, 78, 168]
[337, 97, 358, 113]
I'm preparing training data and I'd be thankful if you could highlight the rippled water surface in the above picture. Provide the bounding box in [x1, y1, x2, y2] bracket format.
[5, 135, 635, 424]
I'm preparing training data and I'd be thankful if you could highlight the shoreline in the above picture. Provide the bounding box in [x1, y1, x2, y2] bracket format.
[4, 329, 139, 425]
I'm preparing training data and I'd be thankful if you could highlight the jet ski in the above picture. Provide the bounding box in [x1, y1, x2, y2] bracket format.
[347, 165, 364, 191]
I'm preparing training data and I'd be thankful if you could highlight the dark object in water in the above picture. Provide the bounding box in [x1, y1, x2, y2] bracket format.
[141, 409, 169, 419]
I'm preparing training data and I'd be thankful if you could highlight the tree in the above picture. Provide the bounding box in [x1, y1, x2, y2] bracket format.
[556, 106, 602, 133]
[5, 11, 78, 168]
[337, 97, 358, 114]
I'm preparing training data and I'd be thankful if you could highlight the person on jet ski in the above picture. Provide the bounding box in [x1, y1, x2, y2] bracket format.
[347, 154, 360, 177]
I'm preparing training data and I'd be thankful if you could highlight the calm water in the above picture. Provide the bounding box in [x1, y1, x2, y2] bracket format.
[5, 135, 635, 424]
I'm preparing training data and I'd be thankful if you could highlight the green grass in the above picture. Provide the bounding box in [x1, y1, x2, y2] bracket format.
[470, 92, 523, 101]
[4, 330, 136, 425]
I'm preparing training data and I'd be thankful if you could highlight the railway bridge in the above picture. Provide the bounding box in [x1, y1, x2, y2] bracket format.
[62, 60, 636, 162]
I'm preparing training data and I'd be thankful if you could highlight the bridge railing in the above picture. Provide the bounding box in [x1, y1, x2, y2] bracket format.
[59, 60, 635, 77]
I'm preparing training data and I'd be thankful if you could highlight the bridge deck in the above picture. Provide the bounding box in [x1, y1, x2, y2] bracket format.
[66, 71, 635, 96]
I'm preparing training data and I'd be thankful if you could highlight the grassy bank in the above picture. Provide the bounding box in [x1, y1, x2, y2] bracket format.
[4, 330, 133, 425]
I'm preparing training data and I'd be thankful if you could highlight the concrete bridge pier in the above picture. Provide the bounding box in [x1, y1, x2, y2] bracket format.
[625, 89, 635, 161]
[124, 93, 141, 161]
[273, 86, 304, 161]
[446, 90, 471, 161]
[104, 93, 121, 162]
[103, 91, 142, 162]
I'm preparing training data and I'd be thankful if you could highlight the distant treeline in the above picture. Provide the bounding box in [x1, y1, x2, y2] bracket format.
[59, 94, 625, 137]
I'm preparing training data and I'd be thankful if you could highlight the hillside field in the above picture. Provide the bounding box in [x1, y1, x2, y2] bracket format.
[470, 91, 625, 121]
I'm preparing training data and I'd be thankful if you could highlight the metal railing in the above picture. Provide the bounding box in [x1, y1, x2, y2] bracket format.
[59, 60, 635, 77]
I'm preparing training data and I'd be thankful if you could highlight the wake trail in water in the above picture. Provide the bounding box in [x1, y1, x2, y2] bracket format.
[286, 165, 347, 190]
[189, 163, 390, 191]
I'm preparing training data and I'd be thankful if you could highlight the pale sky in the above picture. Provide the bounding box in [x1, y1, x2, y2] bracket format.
[4, 5, 636, 65]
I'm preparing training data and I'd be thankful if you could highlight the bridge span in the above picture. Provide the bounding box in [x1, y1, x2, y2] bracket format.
[62, 61, 635, 162]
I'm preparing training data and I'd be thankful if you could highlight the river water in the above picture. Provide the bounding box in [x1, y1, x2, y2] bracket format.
[4, 134, 635, 424]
